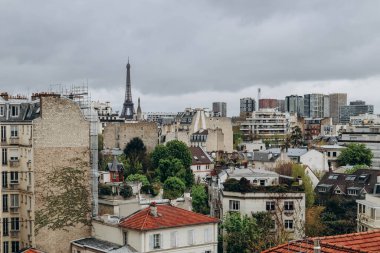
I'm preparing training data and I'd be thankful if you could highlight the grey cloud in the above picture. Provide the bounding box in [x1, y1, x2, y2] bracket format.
[1, 0, 380, 97]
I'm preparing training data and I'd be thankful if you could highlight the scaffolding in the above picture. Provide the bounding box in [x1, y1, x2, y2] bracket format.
[52, 84, 99, 217]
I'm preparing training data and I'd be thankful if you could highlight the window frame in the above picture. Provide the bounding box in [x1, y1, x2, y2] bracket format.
[229, 200, 240, 211]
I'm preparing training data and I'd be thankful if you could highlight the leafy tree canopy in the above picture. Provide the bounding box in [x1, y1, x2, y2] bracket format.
[126, 174, 150, 186]
[191, 184, 210, 214]
[163, 176, 186, 200]
[291, 164, 315, 207]
[124, 137, 148, 173]
[337, 143, 373, 166]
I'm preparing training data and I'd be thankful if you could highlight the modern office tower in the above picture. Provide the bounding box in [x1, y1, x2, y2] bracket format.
[240, 97, 256, 118]
[304, 94, 324, 118]
[329, 93, 347, 124]
[339, 100, 374, 124]
[212, 102, 227, 117]
[285, 95, 304, 116]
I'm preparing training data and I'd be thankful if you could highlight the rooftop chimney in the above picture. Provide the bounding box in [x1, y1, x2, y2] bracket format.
[150, 202, 158, 217]
[314, 239, 321, 253]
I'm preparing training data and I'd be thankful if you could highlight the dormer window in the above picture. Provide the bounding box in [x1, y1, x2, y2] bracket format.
[348, 188, 359, 196]
[328, 174, 339, 180]
[345, 175, 356, 181]
[10, 105, 19, 117]
[358, 174, 369, 183]
[0, 105, 4, 116]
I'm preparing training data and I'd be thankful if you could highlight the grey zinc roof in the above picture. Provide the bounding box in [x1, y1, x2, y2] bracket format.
[72, 238, 122, 252]
[267, 148, 308, 157]
[253, 151, 280, 162]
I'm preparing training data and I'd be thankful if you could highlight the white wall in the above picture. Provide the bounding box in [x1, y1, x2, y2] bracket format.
[300, 150, 328, 172]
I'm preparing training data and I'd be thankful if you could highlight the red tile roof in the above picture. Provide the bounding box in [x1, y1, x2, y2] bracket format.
[119, 205, 218, 231]
[262, 230, 380, 253]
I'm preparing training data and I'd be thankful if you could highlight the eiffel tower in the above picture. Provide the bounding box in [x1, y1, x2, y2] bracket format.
[120, 59, 135, 119]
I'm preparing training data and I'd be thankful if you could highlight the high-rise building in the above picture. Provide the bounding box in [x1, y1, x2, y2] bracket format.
[323, 95, 330, 118]
[285, 95, 304, 116]
[212, 102, 227, 117]
[240, 97, 256, 118]
[339, 100, 374, 124]
[259, 99, 278, 110]
[329, 93, 347, 124]
[277, 99, 285, 113]
[120, 60, 135, 120]
[304, 94, 325, 118]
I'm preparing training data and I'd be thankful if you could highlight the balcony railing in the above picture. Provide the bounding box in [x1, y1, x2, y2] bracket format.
[9, 137, 19, 145]
[10, 230, 19, 238]
[9, 207, 19, 213]
[9, 160, 20, 168]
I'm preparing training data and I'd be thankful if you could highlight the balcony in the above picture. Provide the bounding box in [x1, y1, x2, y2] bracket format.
[9, 160, 20, 168]
[9, 183, 19, 190]
[10, 230, 19, 238]
[9, 137, 19, 145]
[9, 207, 19, 214]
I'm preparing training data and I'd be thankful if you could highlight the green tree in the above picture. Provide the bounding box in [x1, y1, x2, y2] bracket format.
[98, 183, 112, 195]
[126, 174, 150, 186]
[337, 143, 373, 166]
[222, 212, 259, 253]
[119, 184, 133, 199]
[163, 177, 186, 200]
[345, 164, 369, 174]
[291, 164, 315, 207]
[191, 184, 210, 214]
[124, 137, 148, 173]
[290, 126, 303, 147]
[151, 140, 194, 187]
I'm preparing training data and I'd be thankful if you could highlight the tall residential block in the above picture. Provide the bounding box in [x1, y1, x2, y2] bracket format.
[240, 97, 256, 118]
[212, 102, 227, 117]
[285, 95, 304, 116]
[0, 93, 93, 252]
[339, 100, 374, 124]
[329, 93, 347, 124]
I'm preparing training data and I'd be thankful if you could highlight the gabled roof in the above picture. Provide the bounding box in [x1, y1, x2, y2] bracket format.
[253, 151, 280, 162]
[119, 205, 218, 231]
[263, 230, 380, 253]
[316, 169, 380, 195]
[106, 156, 124, 172]
[189, 146, 213, 165]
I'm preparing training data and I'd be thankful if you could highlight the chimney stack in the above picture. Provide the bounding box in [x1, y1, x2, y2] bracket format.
[314, 239, 321, 253]
[150, 202, 158, 217]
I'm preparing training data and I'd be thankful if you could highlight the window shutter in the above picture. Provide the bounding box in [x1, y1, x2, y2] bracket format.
[188, 230, 194, 245]
[160, 233, 163, 249]
[149, 234, 153, 250]
[171, 231, 177, 247]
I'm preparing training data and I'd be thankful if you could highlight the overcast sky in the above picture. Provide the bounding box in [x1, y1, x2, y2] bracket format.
[1, 0, 380, 116]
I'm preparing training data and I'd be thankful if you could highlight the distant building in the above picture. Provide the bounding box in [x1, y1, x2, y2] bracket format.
[240, 97, 256, 118]
[339, 100, 374, 124]
[277, 99, 285, 113]
[329, 93, 347, 124]
[285, 95, 304, 116]
[304, 117, 332, 140]
[146, 112, 177, 123]
[259, 99, 278, 110]
[189, 146, 214, 183]
[304, 94, 326, 118]
[357, 194, 380, 232]
[212, 102, 227, 117]
[323, 95, 330, 118]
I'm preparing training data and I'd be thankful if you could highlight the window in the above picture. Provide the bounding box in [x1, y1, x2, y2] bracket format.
[112, 173, 116, 180]
[2, 148, 7, 165]
[10, 217, 19, 231]
[205, 251, 212, 253]
[197, 165, 201, 171]
[345, 175, 356, 181]
[10, 194, 19, 208]
[348, 189, 358, 196]
[328, 174, 339, 180]
[333, 152, 337, 157]
[10, 126, 18, 138]
[229, 200, 240, 211]
[188, 229, 194, 245]
[204, 228, 212, 243]
[11, 241, 19, 253]
[10, 172, 18, 184]
[260, 180, 265, 186]
[3, 218, 8, 236]
[284, 201, 294, 211]
[3, 241, 9, 253]
[151, 234, 161, 249]
[266, 201, 275, 211]
[371, 208, 376, 220]
[2, 172, 8, 188]
[327, 152, 331, 157]
[285, 219, 293, 230]
[123, 232, 128, 245]
[1, 126, 6, 142]
[170, 231, 178, 247]
[3, 195, 8, 212]
[0, 105, 4, 116]
[10, 106, 19, 117]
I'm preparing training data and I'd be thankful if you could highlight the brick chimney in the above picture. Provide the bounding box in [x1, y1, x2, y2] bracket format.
[150, 202, 158, 217]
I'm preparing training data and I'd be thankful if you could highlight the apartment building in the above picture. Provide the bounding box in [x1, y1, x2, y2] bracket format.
[339, 101, 374, 124]
[357, 194, 380, 232]
[0, 93, 93, 253]
[329, 93, 347, 125]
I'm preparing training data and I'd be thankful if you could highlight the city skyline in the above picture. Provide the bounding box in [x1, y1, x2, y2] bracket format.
[1, 1, 380, 116]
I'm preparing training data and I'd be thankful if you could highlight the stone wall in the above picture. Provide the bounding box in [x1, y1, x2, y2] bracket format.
[103, 122, 158, 152]
[32, 96, 91, 253]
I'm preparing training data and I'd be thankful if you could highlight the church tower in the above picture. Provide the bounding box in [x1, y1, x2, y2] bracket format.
[120, 59, 135, 119]
[136, 97, 142, 120]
